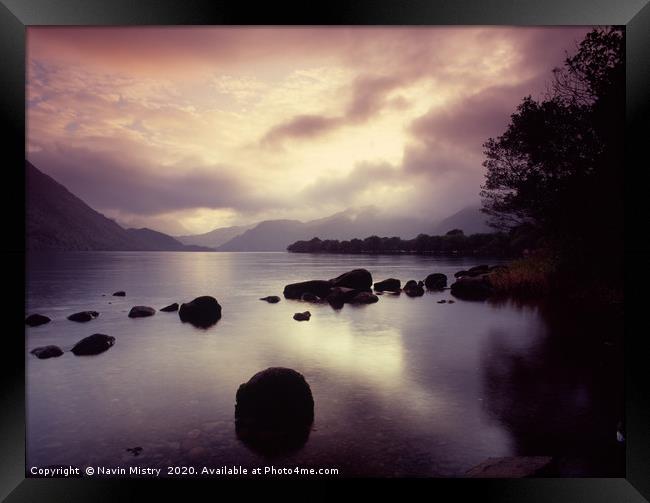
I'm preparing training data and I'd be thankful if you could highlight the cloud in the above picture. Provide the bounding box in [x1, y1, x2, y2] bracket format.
[28, 143, 275, 216]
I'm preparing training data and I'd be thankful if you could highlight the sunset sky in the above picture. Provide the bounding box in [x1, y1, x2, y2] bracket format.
[27, 26, 591, 235]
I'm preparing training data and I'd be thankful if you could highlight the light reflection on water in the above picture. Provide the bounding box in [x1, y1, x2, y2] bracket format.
[25, 252, 622, 477]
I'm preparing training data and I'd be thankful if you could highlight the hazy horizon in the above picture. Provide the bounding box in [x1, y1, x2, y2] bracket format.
[27, 26, 590, 235]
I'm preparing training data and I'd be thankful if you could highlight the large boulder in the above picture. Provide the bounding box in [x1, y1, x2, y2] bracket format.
[67, 311, 99, 323]
[373, 278, 401, 292]
[425, 273, 447, 290]
[403, 280, 424, 297]
[300, 292, 322, 303]
[30, 345, 64, 359]
[283, 280, 332, 300]
[235, 367, 314, 450]
[450, 275, 494, 300]
[160, 303, 179, 312]
[260, 296, 281, 304]
[329, 269, 373, 291]
[128, 306, 156, 318]
[179, 296, 222, 328]
[71, 334, 115, 356]
[25, 314, 51, 327]
[349, 291, 379, 304]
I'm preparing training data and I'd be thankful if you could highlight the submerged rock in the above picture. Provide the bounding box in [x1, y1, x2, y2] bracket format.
[374, 278, 401, 292]
[293, 311, 311, 321]
[71, 334, 115, 356]
[128, 306, 156, 318]
[437, 299, 447, 304]
[425, 273, 447, 290]
[349, 291, 379, 304]
[160, 303, 179, 312]
[179, 296, 222, 328]
[25, 314, 51, 327]
[30, 345, 64, 359]
[67, 311, 99, 323]
[260, 296, 281, 304]
[403, 280, 424, 297]
[235, 367, 314, 453]
[112, 291, 126, 297]
[329, 269, 373, 291]
[300, 292, 322, 303]
[283, 280, 332, 300]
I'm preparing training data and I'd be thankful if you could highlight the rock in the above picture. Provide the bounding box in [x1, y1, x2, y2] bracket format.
[468, 264, 490, 274]
[465, 456, 554, 478]
[437, 300, 447, 304]
[349, 291, 379, 304]
[112, 291, 126, 297]
[454, 270, 469, 278]
[260, 296, 281, 304]
[235, 367, 314, 449]
[448, 300, 455, 304]
[179, 296, 222, 328]
[160, 303, 179, 312]
[403, 280, 424, 297]
[418, 280, 424, 287]
[71, 334, 115, 356]
[450, 275, 494, 300]
[425, 273, 447, 290]
[293, 311, 311, 321]
[373, 278, 401, 292]
[128, 306, 156, 318]
[67, 311, 99, 322]
[25, 314, 51, 327]
[326, 287, 359, 304]
[300, 292, 321, 303]
[283, 280, 332, 300]
[329, 269, 373, 291]
[489, 265, 509, 273]
[30, 345, 64, 359]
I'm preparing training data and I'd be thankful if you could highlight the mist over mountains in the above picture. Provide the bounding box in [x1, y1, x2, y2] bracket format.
[26, 160, 492, 252]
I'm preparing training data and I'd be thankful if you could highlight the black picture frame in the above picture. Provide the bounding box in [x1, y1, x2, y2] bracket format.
[2, 1, 647, 501]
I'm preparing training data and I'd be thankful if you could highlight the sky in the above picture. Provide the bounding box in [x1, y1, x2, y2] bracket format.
[27, 26, 592, 235]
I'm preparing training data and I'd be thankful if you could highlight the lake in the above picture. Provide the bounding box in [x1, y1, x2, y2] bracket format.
[25, 252, 624, 477]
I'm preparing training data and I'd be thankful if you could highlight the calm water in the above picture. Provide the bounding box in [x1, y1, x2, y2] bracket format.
[26, 252, 624, 477]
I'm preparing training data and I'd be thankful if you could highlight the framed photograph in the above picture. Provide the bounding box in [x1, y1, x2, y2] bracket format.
[2, 0, 647, 500]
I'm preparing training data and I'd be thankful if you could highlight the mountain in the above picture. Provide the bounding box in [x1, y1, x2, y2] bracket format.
[215, 207, 434, 251]
[431, 205, 493, 235]
[176, 223, 255, 248]
[26, 160, 212, 251]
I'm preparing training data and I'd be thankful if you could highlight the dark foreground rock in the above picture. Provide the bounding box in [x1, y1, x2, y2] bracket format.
[450, 275, 494, 300]
[160, 303, 179, 312]
[465, 456, 555, 478]
[128, 306, 156, 318]
[71, 334, 115, 356]
[235, 367, 314, 454]
[30, 345, 64, 359]
[374, 278, 401, 292]
[112, 291, 126, 297]
[67, 311, 99, 323]
[293, 311, 311, 321]
[403, 280, 424, 297]
[349, 291, 379, 304]
[329, 269, 373, 291]
[179, 296, 222, 328]
[260, 296, 281, 304]
[425, 273, 447, 290]
[25, 314, 51, 327]
[283, 280, 332, 300]
[300, 292, 322, 303]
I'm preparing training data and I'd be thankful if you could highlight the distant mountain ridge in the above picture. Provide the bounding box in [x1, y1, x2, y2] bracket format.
[26, 161, 212, 251]
[177, 205, 493, 252]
